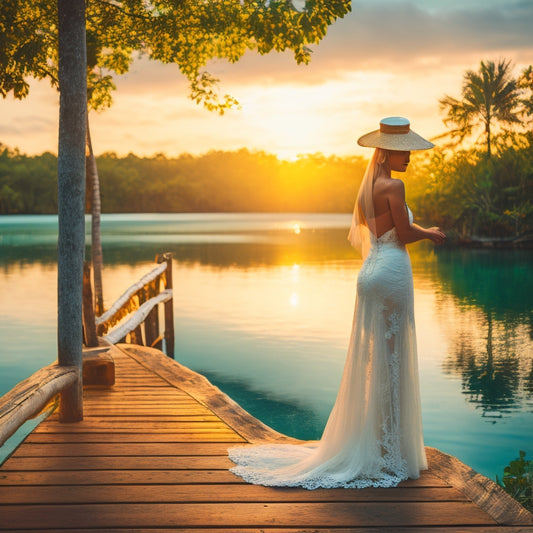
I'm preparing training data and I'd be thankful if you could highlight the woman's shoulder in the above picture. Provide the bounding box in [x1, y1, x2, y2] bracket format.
[375, 177, 405, 196]
[388, 177, 405, 191]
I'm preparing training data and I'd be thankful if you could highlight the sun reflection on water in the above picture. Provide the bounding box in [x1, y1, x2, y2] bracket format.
[290, 292, 299, 307]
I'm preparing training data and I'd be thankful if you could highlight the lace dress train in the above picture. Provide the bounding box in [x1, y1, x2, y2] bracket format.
[228, 211, 427, 489]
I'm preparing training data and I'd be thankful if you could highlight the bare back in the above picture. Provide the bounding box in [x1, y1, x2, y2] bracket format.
[372, 176, 401, 238]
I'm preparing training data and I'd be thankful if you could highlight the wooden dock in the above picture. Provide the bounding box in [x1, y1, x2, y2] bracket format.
[1, 343, 532, 531]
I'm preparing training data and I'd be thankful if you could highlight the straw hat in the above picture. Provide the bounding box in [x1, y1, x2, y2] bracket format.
[357, 117, 434, 151]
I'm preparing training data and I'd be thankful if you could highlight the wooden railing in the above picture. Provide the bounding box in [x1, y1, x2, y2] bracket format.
[0, 252, 175, 448]
[0, 364, 78, 447]
[83, 252, 175, 358]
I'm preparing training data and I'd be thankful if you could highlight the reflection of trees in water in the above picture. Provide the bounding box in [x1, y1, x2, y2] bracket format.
[440, 307, 532, 421]
[443, 314, 524, 420]
[526, 361, 533, 397]
[435, 246, 533, 419]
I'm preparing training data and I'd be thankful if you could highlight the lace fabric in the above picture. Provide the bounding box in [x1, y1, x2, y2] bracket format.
[228, 205, 427, 490]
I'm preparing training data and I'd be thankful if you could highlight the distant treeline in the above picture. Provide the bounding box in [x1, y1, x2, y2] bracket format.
[0, 146, 365, 215]
[1, 139, 532, 240]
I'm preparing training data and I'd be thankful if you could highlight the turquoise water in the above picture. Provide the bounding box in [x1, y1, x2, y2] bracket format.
[1, 213, 532, 480]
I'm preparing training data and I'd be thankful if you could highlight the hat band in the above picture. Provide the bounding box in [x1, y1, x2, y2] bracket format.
[380, 123, 410, 134]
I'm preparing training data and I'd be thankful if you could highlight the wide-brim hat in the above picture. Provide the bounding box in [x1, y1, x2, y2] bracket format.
[357, 116, 434, 151]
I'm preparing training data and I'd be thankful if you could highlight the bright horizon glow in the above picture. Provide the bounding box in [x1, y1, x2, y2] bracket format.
[1, 1, 531, 159]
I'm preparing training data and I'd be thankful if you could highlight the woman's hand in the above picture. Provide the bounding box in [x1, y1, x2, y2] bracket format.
[427, 227, 446, 245]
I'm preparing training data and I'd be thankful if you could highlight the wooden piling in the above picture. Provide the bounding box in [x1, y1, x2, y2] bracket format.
[157, 253, 175, 358]
[144, 306, 159, 349]
[82, 262, 98, 348]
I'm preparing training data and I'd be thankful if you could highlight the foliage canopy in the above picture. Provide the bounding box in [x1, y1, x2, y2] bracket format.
[1, 0, 351, 112]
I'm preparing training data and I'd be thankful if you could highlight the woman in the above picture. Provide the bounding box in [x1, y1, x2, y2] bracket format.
[228, 117, 446, 489]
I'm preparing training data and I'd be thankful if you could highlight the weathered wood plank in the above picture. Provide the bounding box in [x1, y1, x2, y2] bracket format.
[85, 384, 191, 392]
[81, 401, 205, 408]
[0, 470, 249, 485]
[33, 420, 231, 431]
[76, 408, 219, 416]
[0, 470, 454, 490]
[24, 432, 246, 443]
[82, 389, 194, 395]
[29, 425, 238, 434]
[41, 414, 221, 422]
[94, 378, 168, 385]
[81, 395, 199, 401]
[0, 469, 451, 490]
[0, 455, 234, 471]
[8, 442, 236, 457]
[0, 484, 468, 504]
[45, 405, 218, 415]
[0, 502, 497, 529]
[8, 525, 533, 533]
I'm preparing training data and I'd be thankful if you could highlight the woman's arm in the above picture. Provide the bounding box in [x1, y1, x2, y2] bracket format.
[387, 179, 446, 245]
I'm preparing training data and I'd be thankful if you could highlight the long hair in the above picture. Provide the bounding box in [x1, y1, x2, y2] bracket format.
[348, 148, 389, 259]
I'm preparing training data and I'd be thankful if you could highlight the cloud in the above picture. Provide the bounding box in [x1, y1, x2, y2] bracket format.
[203, 0, 533, 85]
[103, 0, 533, 105]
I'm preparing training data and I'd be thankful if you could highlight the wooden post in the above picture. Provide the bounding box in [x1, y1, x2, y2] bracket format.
[157, 253, 175, 358]
[57, 0, 86, 422]
[144, 306, 160, 349]
[82, 262, 98, 347]
[130, 325, 144, 346]
[86, 123, 105, 317]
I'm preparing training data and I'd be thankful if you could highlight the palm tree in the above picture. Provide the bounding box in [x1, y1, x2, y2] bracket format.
[439, 59, 522, 157]
[518, 65, 533, 119]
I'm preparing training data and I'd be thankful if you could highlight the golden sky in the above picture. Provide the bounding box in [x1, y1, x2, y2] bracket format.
[1, 0, 532, 159]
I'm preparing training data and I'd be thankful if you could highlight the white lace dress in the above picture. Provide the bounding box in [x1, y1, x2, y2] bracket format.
[228, 208, 427, 489]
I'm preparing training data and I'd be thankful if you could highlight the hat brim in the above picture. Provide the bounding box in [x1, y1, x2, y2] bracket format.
[357, 129, 434, 151]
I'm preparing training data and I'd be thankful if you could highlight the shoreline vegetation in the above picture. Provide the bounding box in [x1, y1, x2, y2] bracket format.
[0, 136, 532, 246]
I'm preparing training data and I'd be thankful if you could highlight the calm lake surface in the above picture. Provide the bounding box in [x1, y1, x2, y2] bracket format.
[1, 213, 532, 481]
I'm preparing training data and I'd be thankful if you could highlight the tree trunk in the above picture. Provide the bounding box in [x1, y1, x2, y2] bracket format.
[485, 118, 492, 158]
[57, 0, 87, 422]
[86, 121, 105, 316]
